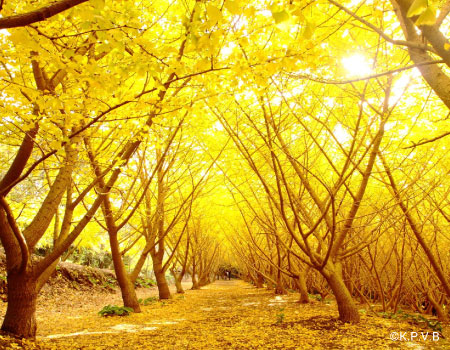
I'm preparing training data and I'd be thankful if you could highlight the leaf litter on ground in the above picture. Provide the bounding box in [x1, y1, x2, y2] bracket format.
[0, 280, 448, 349]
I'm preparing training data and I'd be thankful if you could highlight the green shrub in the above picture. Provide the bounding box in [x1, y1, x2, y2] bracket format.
[276, 307, 285, 324]
[68, 247, 113, 269]
[87, 275, 99, 285]
[379, 310, 442, 332]
[138, 297, 158, 305]
[98, 305, 133, 317]
[308, 294, 322, 302]
[101, 278, 116, 290]
[134, 277, 156, 288]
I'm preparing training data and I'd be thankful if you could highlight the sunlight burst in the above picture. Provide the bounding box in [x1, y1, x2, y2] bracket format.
[333, 123, 351, 145]
[341, 54, 372, 77]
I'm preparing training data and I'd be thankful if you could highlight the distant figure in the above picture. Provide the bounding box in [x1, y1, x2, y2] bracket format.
[226, 271, 231, 280]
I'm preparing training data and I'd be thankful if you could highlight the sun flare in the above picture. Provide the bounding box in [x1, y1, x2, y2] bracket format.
[341, 54, 372, 77]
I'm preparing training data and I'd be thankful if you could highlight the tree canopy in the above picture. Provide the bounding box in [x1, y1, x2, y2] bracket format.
[0, 0, 450, 341]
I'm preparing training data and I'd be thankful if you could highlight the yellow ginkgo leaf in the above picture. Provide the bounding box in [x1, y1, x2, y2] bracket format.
[49, 140, 62, 150]
[207, 5, 222, 23]
[225, 0, 240, 15]
[415, 6, 436, 26]
[303, 21, 316, 40]
[407, 0, 427, 17]
[272, 9, 290, 24]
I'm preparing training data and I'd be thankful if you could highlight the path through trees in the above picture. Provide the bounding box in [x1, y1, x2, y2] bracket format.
[0, 280, 446, 349]
[1, 0, 450, 346]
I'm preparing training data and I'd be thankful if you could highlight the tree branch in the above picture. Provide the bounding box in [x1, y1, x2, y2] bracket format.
[327, 0, 434, 52]
[405, 131, 450, 148]
[0, 196, 29, 273]
[0, 0, 88, 29]
[289, 60, 444, 85]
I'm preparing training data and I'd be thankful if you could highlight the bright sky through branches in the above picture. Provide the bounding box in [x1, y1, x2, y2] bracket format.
[341, 54, 372, 77]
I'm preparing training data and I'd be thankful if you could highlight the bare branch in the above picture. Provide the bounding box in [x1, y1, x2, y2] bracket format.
[290, 60, 444, 85]
[327, 0, 434, 52]
[0, 0, 88, 29]
[437, 0, 450, 27]
[405, 131, 450, 148]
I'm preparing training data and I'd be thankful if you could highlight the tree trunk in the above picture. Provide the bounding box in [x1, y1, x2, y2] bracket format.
[275, 282, 287, 295]
[198, 276, 210, 287]
[427, 291, 449, 323]
[85, 138, 140, 312]
[174, 276, 184, 294]
[109, 233, 141, 312]
[1, 272, 37, 338]
[191, 273, 199, 290]
[255, 272, 264, 288]
[130, 247, 150, 284]
[153, 258, 171, 299]
[170, 269, 184, 294]
[323, 269, 360, 323]
[296, 273, 309, 304]
[266, 281, 275, 291]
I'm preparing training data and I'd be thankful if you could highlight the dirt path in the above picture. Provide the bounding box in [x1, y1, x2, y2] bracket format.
[22, 281, 450, 349]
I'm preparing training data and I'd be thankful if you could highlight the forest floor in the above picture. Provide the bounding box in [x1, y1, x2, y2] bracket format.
[0, 280, 448, 350]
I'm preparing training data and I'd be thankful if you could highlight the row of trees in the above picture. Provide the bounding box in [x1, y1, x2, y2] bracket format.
[0, 0, 228, 338]
[220, 0, 450, 323]
[0, 0, 450, 339]
[215, 0, 450, 324]
[224, 74, 450, 322]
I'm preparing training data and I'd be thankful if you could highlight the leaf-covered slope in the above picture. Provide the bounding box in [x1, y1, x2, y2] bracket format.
[0, 252, 118, 299]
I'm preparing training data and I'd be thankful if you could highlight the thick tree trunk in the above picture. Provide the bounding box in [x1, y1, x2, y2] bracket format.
[255, 272, 264, 288]
[266, 281, 275, 291]
[174, 276, 184, 294]
[198, 276, 210, 287]
[323, 269, 360, 323]
[109, 233, 141, 312]
[274, 269, 287, 294]
[295, 273, 309, 304]
[1, 272, 37, 338]
[153, 258, 171, 299]
[191, 274, 199, 290]
[275, 282, 287, 295]
[426, 291, 449, 323]
[170, 269, 184, 294]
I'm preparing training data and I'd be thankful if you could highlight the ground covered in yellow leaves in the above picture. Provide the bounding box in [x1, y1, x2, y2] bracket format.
[1, 280, 449, 349]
